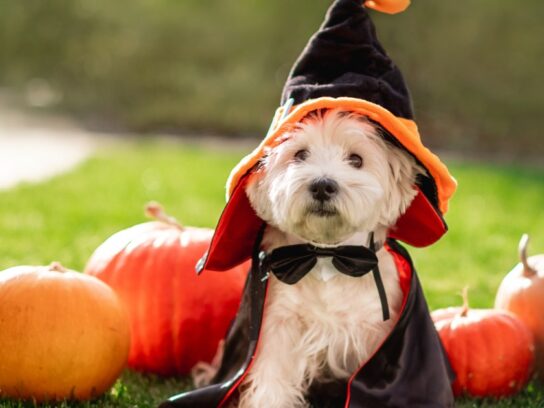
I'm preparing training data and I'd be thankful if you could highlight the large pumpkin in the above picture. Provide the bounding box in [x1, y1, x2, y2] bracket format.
[0, 263, 130, 402]
[495, 234, 544, 382]
[432, 289, 534, 398]
[85, 203, 248, 376]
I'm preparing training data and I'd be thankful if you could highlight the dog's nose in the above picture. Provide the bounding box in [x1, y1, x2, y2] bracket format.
[309, 178, 339, 202]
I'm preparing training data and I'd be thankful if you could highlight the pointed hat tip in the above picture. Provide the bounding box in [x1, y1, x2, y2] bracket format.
[364, 0, 411, 14]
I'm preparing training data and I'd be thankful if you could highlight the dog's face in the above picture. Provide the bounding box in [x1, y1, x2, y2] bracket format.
[246, 109, 421, 244]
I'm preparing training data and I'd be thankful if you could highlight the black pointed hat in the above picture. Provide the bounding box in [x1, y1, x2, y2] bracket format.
[282, 0, 413, 119]
[199, 0, 457, 272]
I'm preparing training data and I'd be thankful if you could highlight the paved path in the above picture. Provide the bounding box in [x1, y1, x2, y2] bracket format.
[0, 98, 95, 190]
[0, 95, 259, 192]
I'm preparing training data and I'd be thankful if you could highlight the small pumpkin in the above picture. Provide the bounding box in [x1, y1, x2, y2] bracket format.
[0, 262, 130, 402]
[432, 288, 534, 398]
[495, 234, 544, 382]
[85, 202, 248, 376]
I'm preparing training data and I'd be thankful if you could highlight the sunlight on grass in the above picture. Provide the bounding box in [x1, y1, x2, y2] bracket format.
[412, 164, 544, 310]
[0, 140, 242, 271]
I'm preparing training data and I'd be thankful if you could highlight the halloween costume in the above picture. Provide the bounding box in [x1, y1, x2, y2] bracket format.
[160, 0, 457, 406]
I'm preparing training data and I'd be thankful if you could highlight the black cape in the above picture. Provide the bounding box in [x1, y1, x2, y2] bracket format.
[160, 239, 454, 408]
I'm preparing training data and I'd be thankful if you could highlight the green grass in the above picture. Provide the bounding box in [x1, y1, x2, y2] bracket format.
[0, 141, 543, 407]
[0, 140, 241, 271]
[413, 161, 544, 309]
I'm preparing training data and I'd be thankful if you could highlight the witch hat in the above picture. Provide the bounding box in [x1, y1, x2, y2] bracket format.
[199, 0, 457, 272]
[282, 0, 413, 117]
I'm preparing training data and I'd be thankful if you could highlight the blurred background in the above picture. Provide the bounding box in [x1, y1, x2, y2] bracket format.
[0, 0, 542, 156]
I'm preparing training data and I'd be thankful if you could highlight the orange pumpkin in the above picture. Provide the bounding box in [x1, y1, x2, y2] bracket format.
[0, 262, 130, 402]
[85, 203, 248, 376]
[432, 289, 534, 398]
[495, 234, 544, 382]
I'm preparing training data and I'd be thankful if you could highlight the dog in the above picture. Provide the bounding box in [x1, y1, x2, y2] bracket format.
[193, 108, 424, 408]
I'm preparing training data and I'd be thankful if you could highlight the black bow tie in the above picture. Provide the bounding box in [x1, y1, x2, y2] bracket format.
[260, 237, 390, 321]
[262, 244, 378, 285]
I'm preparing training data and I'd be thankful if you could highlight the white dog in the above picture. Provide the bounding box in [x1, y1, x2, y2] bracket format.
[195, 109, 423, 408]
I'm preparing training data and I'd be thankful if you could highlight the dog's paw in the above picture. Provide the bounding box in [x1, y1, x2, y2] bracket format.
[190, 340, 224, 388]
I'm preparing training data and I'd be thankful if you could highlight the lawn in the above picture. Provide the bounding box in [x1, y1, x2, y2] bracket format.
[0, 140, 543, 407]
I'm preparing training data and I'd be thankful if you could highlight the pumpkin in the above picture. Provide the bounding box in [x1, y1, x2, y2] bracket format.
[495, 234, 544, 382]
[0, 262, 130, 402]
[85, 202, 248, 376]
[432, 288, 534, 398]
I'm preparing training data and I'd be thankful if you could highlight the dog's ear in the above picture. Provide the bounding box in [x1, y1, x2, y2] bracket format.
[381, 144, 423, 225]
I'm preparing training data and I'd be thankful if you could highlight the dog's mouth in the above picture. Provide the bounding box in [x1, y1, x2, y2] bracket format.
[307, 204, 339, 217]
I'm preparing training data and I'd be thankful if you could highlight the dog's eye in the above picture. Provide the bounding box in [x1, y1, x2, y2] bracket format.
[348, 154, 363, 169]
[294, 149, 309, 161]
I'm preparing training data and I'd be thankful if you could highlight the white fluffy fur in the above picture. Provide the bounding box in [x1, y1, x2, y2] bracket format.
[195, 110, 422, 408]
[246, 110, 419, 245]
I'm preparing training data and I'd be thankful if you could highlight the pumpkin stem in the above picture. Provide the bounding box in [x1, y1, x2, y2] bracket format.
[519, 234, 537, 277]
[48, 262, 67, 273]
[459, 286, 470, 317]
[145, 202, 184, 230]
